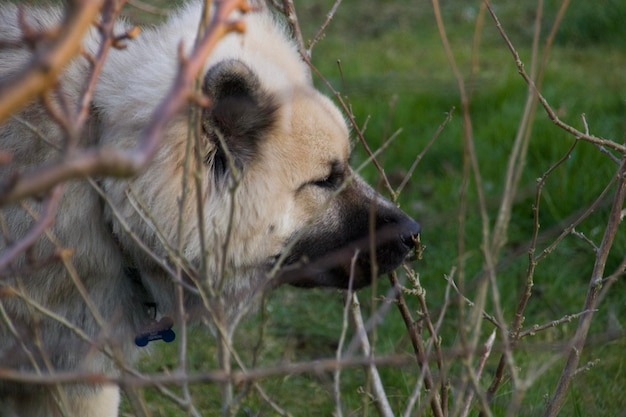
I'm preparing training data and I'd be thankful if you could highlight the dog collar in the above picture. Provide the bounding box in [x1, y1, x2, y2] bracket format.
[134, 316, 176, 347]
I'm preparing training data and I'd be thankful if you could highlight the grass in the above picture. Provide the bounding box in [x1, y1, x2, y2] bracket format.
[115, 0, 626, 415]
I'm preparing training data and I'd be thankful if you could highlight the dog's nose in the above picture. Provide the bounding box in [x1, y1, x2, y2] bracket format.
[399, 218, 421, 248]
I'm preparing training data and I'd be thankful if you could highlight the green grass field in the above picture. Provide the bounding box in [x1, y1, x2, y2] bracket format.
[118, 1, 626, 416]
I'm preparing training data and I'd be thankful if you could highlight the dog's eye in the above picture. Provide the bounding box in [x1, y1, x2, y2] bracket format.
[312, 165, 344, 190]
[297, 160, 345, 193]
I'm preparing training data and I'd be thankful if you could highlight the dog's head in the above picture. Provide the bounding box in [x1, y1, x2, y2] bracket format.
[199, 59, 421, 290]
[101, 11, 421, 297]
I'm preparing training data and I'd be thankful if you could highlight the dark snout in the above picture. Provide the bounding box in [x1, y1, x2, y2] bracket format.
[277, 186, 421, 289]
[373, 212, 421, 275]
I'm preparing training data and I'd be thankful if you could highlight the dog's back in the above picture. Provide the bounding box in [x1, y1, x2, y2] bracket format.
[0, 6, 174, 414]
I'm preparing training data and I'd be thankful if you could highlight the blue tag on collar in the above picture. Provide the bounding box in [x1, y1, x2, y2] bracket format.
[135, 316, 176, 347]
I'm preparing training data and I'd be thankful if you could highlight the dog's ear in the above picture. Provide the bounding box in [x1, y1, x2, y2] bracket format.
[202, 59, 278, 177]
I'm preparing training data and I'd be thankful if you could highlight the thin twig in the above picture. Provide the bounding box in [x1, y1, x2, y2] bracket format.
[301, 57, 396, 199]
[570, 228, 598, 252]
[0, 354, 418, 387]
[0, 186, 62, 271]
[485, 138, 579, 403]
[0, 0, 105, 122]
[544, 158, 626, 417]
[333, 251, 358, 417]
[443, 273, 501, 329]
[431, 4, 494, 405]
[127, 0, 170, 16]
[490, 0, 545, 256]
[76, 0, 135, 129]
[351, 292, 394, 417]
[536, 170, 616, 264]
[405, 266, 449, 415]
[388, 271, 444, 417]
[306, 0, 342, 56]
[518, 310, 595, 339]
[395, 107, 454, 196]
[484, 1, 626, 155]
[278, 0, 308, 63]
[460, 330, 496, 417]
[597, 255, 626, 306]
[0, 0, 251, 205]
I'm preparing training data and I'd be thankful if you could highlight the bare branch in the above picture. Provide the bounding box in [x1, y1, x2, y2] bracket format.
[0, 354, 417, 387]
[460, 330, 496, 417]
[388, 271, 444, 417]
[544, 159, 626, 417]
[127, 0, 170, 16]
[277, 0, 308, 62]
[484, 0, 626, 154]
[0, 0, 251, 206]
[518, 310, 596, 339]
[351, 292, 394, 417]
[306, 0, 342, 56]
[0, 186, 62, 271]
[485, 138, 580, 403]
[333, 251, 358, 417]
[395, 107, 454, 197]
[0, 0, 105, 123]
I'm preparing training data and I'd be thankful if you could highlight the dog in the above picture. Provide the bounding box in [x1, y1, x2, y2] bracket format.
[0, 1, 421, 416]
